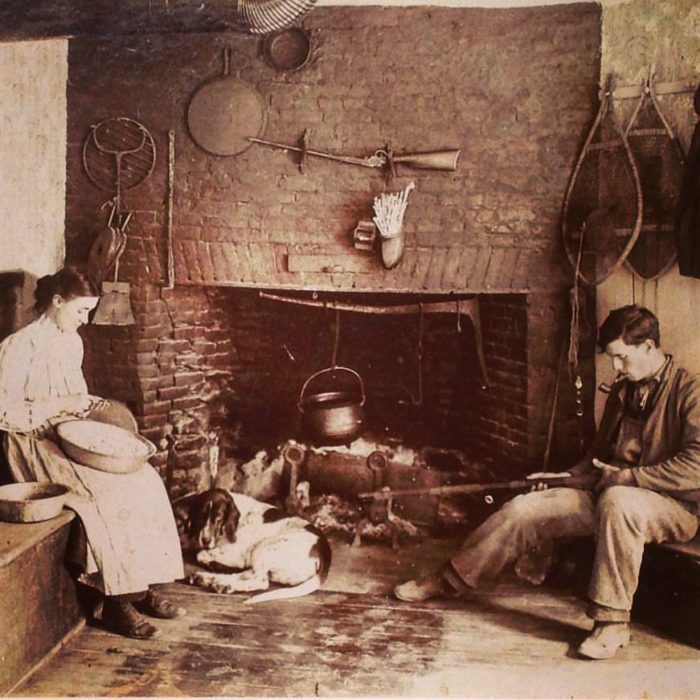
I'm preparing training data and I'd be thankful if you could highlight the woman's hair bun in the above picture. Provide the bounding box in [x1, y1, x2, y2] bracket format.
[34, 267, 97, 314]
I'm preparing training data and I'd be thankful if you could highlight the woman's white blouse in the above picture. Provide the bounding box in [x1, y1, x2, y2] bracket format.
[0, 315, 88, 433]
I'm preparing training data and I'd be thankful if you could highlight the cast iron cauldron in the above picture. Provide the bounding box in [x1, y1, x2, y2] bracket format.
[298, 366, 365, 445]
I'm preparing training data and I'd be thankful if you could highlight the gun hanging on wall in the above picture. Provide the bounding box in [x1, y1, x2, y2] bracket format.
[248, 128, 460, 177]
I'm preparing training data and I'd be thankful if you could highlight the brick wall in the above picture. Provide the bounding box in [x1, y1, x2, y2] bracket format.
[67, 4, 601, 493]
[472, 295, 529, 470]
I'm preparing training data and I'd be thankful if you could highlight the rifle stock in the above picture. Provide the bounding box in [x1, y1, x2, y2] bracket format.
[391, 149, 460, 171]
[358, 473, 598, 500]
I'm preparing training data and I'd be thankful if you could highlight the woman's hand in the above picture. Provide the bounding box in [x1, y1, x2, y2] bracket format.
[87, 395, 109, 412]
[56, 394, 105, 419]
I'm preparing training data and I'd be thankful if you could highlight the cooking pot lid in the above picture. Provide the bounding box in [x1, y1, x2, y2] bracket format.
[187, 77, 267, 157]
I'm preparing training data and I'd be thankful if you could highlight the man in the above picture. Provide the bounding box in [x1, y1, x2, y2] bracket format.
[394, 305, 700, 659]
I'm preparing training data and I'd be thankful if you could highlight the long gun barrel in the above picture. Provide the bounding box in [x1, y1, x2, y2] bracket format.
[358, 473, 598, 501]
[248, 135, 460, 174]
[248, 136, 385, 168]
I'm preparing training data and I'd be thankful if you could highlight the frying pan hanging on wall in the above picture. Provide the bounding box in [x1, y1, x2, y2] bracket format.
[187, 47, 267, 157]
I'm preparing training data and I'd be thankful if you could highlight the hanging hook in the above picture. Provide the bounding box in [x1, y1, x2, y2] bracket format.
[100, 197, 119, 228]
[331, 307, 341, 369]
[601, 73, 614, 100]
[409, 302, 424, 406]
[646, 63, 656, 92]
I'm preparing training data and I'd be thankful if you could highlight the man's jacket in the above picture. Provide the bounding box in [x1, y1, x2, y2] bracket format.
[587, 357, 700, 515]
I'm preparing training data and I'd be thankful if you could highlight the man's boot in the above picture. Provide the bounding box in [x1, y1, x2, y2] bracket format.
[394, 573, 454, 603]
[577, 622, 630, 659]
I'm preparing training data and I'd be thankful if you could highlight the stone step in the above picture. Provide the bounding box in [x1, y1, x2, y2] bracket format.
[0, 511, 85, 694]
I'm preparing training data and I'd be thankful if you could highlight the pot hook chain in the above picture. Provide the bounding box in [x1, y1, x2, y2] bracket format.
[409, 302, 424, 406]
[331, 307, 341, 369]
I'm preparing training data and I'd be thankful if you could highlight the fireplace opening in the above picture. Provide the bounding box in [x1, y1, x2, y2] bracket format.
[195, 289, 527, 458]
[82, 287, 538, 514]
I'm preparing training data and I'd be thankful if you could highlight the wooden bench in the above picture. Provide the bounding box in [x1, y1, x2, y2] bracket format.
[0, 511, 85, 694]
[633, 534, 700, 648]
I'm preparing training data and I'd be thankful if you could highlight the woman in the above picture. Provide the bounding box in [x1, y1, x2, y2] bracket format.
[0, 268, 185, 640]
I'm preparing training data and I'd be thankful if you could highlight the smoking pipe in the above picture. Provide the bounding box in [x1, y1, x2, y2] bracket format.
[598, 373, 625, 394]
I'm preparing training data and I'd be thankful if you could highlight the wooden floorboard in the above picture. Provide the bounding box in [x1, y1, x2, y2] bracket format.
[12, 535, 700, 698]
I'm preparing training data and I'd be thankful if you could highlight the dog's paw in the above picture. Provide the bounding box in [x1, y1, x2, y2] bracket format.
[205, 579, 236, 594]
[196, 550, 215, 566]
[189, 572, 217, 589]
[187, 571, 209, 587]
[188, 571, 237, 594]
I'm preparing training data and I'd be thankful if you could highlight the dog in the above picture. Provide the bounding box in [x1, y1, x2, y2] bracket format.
[172, 488, 331, 604]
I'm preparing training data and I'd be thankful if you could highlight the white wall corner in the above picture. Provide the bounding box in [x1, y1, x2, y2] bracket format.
[0, 39, 68, 278]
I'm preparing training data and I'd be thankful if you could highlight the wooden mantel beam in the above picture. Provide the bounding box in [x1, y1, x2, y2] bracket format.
[0, 0, 247, 42]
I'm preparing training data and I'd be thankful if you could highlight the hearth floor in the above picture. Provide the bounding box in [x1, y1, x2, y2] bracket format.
[12, 534, 699, 699]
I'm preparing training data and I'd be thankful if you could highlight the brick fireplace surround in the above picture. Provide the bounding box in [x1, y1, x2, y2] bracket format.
[64, 3, 601, 496]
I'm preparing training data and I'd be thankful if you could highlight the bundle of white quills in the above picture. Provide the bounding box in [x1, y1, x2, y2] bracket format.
[372, 182, 416, 239]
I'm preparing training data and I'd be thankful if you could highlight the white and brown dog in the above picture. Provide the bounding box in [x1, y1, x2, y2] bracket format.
[173, 488, 331, 604]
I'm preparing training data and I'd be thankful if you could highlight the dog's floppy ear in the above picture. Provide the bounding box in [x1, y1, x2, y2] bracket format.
[223, 496, 241, 542]
[171, 491, 206, 539]
[172, 496, 194, 534]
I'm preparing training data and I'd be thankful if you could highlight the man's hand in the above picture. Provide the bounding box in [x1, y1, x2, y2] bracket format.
[592, 458, 634, 492]
[526, 471, 572, 492]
